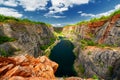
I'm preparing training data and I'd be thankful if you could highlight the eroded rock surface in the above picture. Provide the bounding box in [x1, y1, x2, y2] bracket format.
[62, 14, 120, 80]
[0, 22, 55, 57]
[74, 46, 120, 80]
[0, 54, 58, 80]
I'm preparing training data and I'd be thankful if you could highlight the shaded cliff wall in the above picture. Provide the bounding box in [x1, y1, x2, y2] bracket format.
[0, 21, 55, 57]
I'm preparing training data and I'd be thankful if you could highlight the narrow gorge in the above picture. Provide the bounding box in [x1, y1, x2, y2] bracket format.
[0, 10, 120, 80]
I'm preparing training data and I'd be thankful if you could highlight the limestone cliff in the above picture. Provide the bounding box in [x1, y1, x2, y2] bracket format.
[63, 14, 120, 80]
[0, 20, 55, 57]
[63, 14, 120, 46]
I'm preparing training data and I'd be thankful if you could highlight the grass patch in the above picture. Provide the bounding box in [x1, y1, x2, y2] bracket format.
[89, 16, 109, 23]
[0, 15, 51, 26]
[80, 39, 118, 49]
[97, 43, 118, 48]
[92, 75, 99, 80]
[78, 64, 85, 74]
[110, 9, 120, 17]
[0, 36, 16, 44]
[76, 9, 120, 26]
[80, 39, 96, 49]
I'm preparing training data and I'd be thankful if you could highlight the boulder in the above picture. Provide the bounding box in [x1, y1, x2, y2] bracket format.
[0, 54, 58, 80]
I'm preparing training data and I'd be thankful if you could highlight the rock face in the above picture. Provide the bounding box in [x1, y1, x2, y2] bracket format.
[74, 46, 120, 80]
[95, 14, 120, 45]
[0, 54, 58, 80]
[0, 21, 55, 57]
[63, 14, 120, 46]
[62, 14, 120, 80]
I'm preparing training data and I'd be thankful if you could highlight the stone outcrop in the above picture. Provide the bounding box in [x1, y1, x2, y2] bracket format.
[63, 14, 120, 46]
[62, 14, 120, 80]
[95, 14, 120, 45]
[0, 54, 58, 80]
[74, 46, 120, 80]
[0, 21, 55, 57]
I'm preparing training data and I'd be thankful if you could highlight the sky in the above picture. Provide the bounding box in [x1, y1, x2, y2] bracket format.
[0, 0, 120, 27]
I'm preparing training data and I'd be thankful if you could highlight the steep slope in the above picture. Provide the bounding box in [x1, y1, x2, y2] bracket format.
[0, 17, 55, 57]
[62, 13, 120, 80]
[63, 14, 120, 46]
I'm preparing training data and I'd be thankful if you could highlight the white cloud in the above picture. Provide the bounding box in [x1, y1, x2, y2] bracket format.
[115, 4, 120, 10]
[0, 0, 18, 7]
[49, 0, 90, 14]
[71, 0, 89, 5]
[78, 11, 82, 14]
[0, 7, 23, 18]
[52, 23, 62, 27]
[4, 0, 18, 7]
[81, 13, 95, 17]
[18, 0, 49, 11]
[52, 15, 66, 18]
[78, 4, 120, 18]
[45, 0, 90, 18]
[0, 0, 49, 11]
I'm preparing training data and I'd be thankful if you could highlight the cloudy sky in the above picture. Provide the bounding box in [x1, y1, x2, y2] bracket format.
[0, 0, 120, 27]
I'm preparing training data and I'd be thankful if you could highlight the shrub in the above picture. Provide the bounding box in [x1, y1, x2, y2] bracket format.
[80, 39, 96, 49]
[0, 15, 5, 22]
[0, 36, 16, 44]
[0, 48, 8, 57]
[108, 66, 113, 76]
[92, 75, 99, 80]
[40, 45, 49, 50]
[78, 64, 85, 74]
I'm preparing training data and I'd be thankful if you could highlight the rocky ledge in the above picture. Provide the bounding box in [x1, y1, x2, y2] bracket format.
[0, 54, 58, 80]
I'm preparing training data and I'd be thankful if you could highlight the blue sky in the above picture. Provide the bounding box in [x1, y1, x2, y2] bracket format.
[0, 0, 120, 27]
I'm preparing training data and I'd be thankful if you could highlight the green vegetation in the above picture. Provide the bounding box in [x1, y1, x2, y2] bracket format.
[54, 27, 63, 33]
[0, 15, 51, 26]
[78, 64, 85, 74]
[97, 44, 107, 48]
[108, 66, 113, 76]
[0, 36, 16, 44]
[90, 16, 109, 23]
[76, 9, 120, 25]
[87, 51, 92, 55]
[0, 48, 16, 57]
[0, 48, 8, 57]
[80, 39, 96, 49]
[110, 9, 120, 17]
[0, 15, 20, 22]
[97, 43, 118, 48]
[76, 20, 89, 25]
[80, 38, 118, 49]
[40, 38, 56, 50]
[92, 75, 99, 80]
